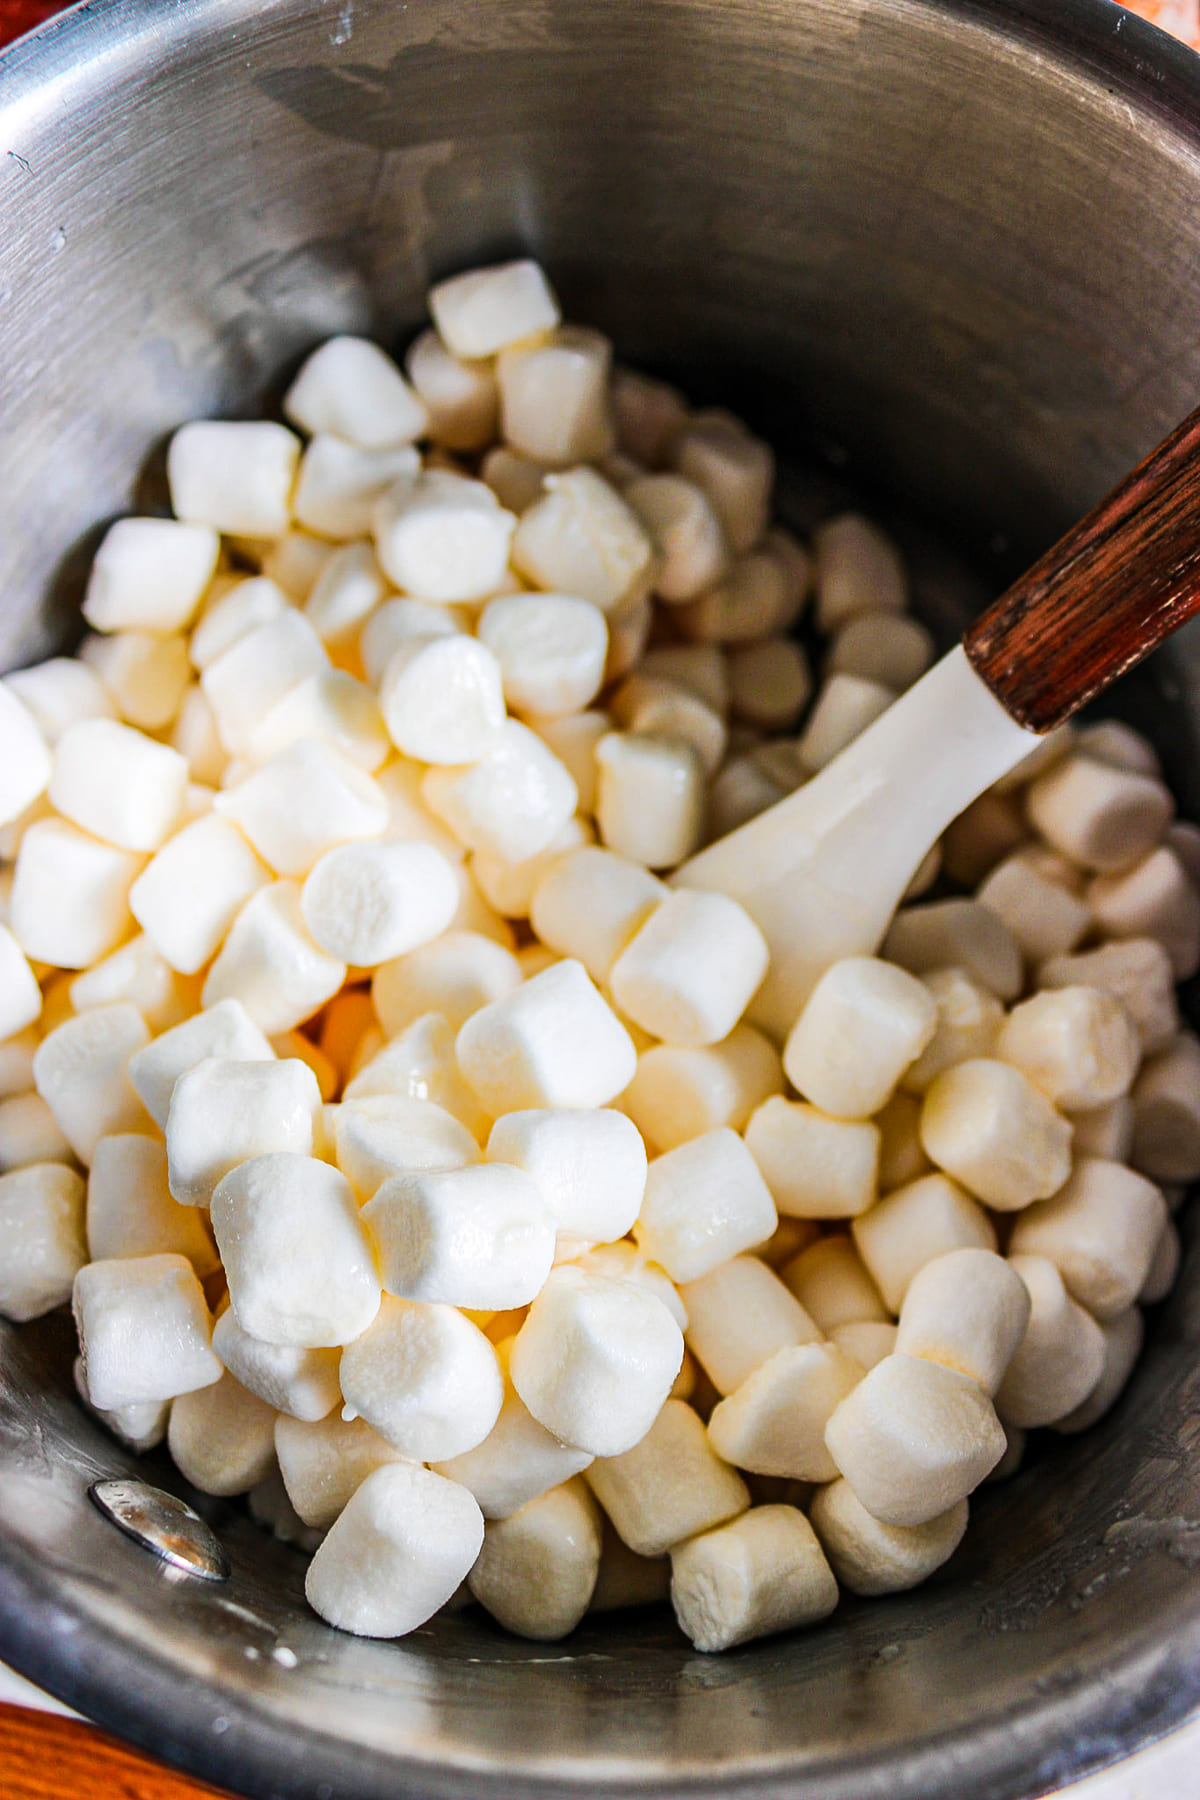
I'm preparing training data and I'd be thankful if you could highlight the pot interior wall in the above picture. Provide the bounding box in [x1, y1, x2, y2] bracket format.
[2, 4, 1200, 1800]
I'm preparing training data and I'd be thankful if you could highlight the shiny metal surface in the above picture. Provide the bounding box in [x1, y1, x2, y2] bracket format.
[1, 2, 1200, 1798]
[88, 1479, 231, 1582]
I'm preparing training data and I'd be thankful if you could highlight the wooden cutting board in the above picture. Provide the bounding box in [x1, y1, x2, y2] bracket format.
[0, 1703, 235, 1800]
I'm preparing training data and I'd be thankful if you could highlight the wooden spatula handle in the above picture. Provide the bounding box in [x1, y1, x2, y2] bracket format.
[964, 400, 1200, 732]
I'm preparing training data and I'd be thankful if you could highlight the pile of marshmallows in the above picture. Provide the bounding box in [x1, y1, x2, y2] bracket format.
[0, 259, 1196, 1654]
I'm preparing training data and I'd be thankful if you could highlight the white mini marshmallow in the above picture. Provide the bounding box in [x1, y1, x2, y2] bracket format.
[587, 1398, 749, 1557]
[429, 259, 561, 358]
[339, 1294, 503, 1459]
[260, 529, 335, 601]
[1054, 1307, 1145, 1434]
[274, 1410, 406, 1527]
[379, 633, 506, 767]
[920, 1059, 1073, 1211]
[727, 638, 813, 731]
[623, 1025, 783, 1152]
[373, 469, 516, 603]
[530, 846, 667, 983]
[189, 578, 288, 672]
[941, 791, 1029, 888]
[976, 852, 1091, 966]
[611, 675, 728, 776]
[486, 1107, 646, 1242]
[10, 819, 143, 970]
[509, 1265, 683, 1457]
[333, 1094, 478, 1200]
[995, 1254, 1108, 1428]
[3, 658, 115, 746]
[68, 934, 190, 1035]
[423, 720, 577, 864]
[512, 468, 657, 614]
[1071, 1095, 1135, 1161]
[781, 1237, 889, 1334]
[1026, 753, 1173, 873]
[828, 1320, 899, 1371]
[898, 969, 1004, 1097]
[212, 1307, 341, 1421]
[202, 881, 347, 1034]
[1089, 845, 1200, 979]
[373, 930, 522, 1037]
[73, 1355, 169, 1453]
[478, 592, 609, 720]
[284, 336, 427, 447]
[83, 517, 218, 634]
[883, 899, 1023, 1002]
[471, 815, 592, 921]
[201, 611, 329, 757]
[300, 840, 458, 966]
[744, 1096, 879, 1219]
[609, 890, 768, 1048]
[469, 1477, 604, 1641]
[708, 1341, 865, 1481]
[635, 1128, 776, 1284]
[670, 1505, 838, 1653]
[457, 959, 637, 1114]
[80, 629, 190, 730]
[168, 420, 300, 538]
[593, 731, 706, 870]
[363, 1161, 554, 1307]
[611, 368, 688, 466]
[671, 412, 774, 556]
[895, 1248, 1031, 1395]
[809, 1479, 968, 1597]
[293, 436, 422, 540]
[166, 1056, 320, 1206]
[1039, 940, 1178, 1057]
[625, 473, 730, 603]
[813, 512, 907, 630]
[0, 1028, 37, 1100]
[211, 1152, 381, 1347]
[406, 327, 499, 451]
[783, 957, 936, 1121]
[168, 1371, 278, 1497]
[526, 712, 608, 816]
[1008, 1156, 1168, 1321]
[305, 1461, 484, 1638]
[0, 1163, 87, 1321]
[245, 669, 390, 773]
[852, 1174, 997, 1314]
[497, 326, 614, 465]
[87, 1134, 218, 1272]
[302, 541, 387, 645]
[0, 925, 41, 1042]
[679, 1256, 819, 1396]
[481, 445, 549, 512]
[215, 739, 387, 878]
[129, 814, 271, 975]
[570, 1241, 687, 1329]
[128, 998, 275, 1130]
[49, 719, 187, 854]
[796, 674, 895, 773]
[827, 612, 934, 690]
[343, 1012, 489, 1137]
[707, 756, 790, 838]
[362, 595, 468, 685]
[675, 546, 799, 644]
[33, 1005, 150, 1164]
[1131, 1034, 1200, 1182]
[434, 1344, 594, 1519]
[996, 986, 1140, 1113]
[74, 1252, 221, 1411]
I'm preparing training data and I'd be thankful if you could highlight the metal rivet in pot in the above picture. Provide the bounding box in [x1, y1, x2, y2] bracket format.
[88, 1477, 230, 1581]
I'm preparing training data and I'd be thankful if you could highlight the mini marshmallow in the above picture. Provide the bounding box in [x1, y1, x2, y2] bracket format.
[302, 542, 387, 646]
[809, 1479, 968, 1597]
[434, 1348, 594, 1518]
[33, 1005, 150, 1164]
[293, 437, 421, 540]
[0, 925, 40, 1042]
[274, 1411, 406, 1527]
[0, 1029, 37, 1100]
[976, 852, 1092, 966]
[675, 548, 798, 646]
[338, 1295, 502, 1460]
[49, 719, 187, 854]
[895, 1249, 1031, 1394]
[486, 1107, 646, 1242]
[363, 1162, 554, 1307]
[591, 1524, 673, 1612]
[166, 1056, 320, 1206]
[1008, 1157, 1168, 1321]
[995, 1254, 1108, 1428]
[1026, 754, 1173, 873]
[361, 594, 467, 683]
[587, 1399, 750, 1556]
[828, 1320, 898, 1371]
[130, 815, 272, 976]
[708, 1341, 865, 1481]
[0, 1163, 87, 1321]
[570, 1241, 686, 1329]
[3, 657, 115, 745]
[610, 368, 687, 467]
[900, 969, 1005, 1096]
[827, 612, 934, 691]
[530, 846, 667, 983]
[201, 611, 329, 757]
[469, 1477, 603, 1641]
[406, 327, 499, 451]
[471, 815, 592, 921]
[920, 1060, 1073, 1210]
[87, 1134, 218, 1272]
[245, 669, 390, 773]
[1039, 940, 1178, 1057]
[670, 1504, 838, 1653]
[671, 412, 773, 556]
[429, 259, 561, 359]
[635, 1128, 777, 1284]
[481, 446, 550, 512]
[707, 755, 789, 837]
[68, 935, 190, 1035]
[512, 469, 657, 614]
[497, 326, 614, 465]
[883, 900, 1023, 1003]
[624, 473, 730, 603]
[128, 999, 274, 1131]
[300, 841, 458, 966]
[305, 1461, 484, 1638]
[1167, 818, 1200, 887]
[423, 720, 577, 864]
[783, 958, 936, 1120]
[334, 1095, 479, 1199]
[852, 1174, 997, 1314]
[680, 1256, 821, 1395]
[211, 1152, 381, 1347]
[744, 1097, 879, 1220]
[876, 1089, 934, 1190]
[74, 1253, 221, 1411]
[168, 1371, 278, 1497]
[1142, 1216, 1182, 1304]
[509, 1264, 684, 1456]
[824, 1352, 1005, 1527]
[0, 687, 51, 830]
[781, 1237, 889, 1333]
[80, 629, 190, 730]
[1076, 720, 1161, 775]
[1089, 845, 1200, 979]
[814, 513, 907, 631]
[215, 739, 387, 879]
[0, 1094, 74, 1172]
[611, 675, 728, 776]
[10, 819, 143, 969]
[343, 1012, 490, 1138]
[211, 1307, 341, 1421]
[373, 930, 522, 1037]
[168, 419, 300, 536]
[1071, 1095, 1135, 1161]
[604, 591, 654, 680]
[373, 757, 468, 862]
[609, 890, 768, 1048]
[189, 578, 288, 672]
[478, 593, 609, 720]
[726, 638, 813, 731]
[996, 987, 1140, 1113]
[373, 470, 515, 603]
[797, 674, 895, 773]
[623, 1025, 783, 1151]
[528, 712, 609, 815]
[593, 731, 706, 870]
[1055, 1307, 1145, 1434]
[73, 1356, 169, 1454]
[260, 529, 335, 600]
[940, 791, 1029, 888]
[202, 881, 347, 1034]
[1130, 1034, 1200, 1182]
[379, 633, 506, 765]
[87, 522, 218, 643]
[457, 959, 637, 1113]
[284, 336, 427, 448]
